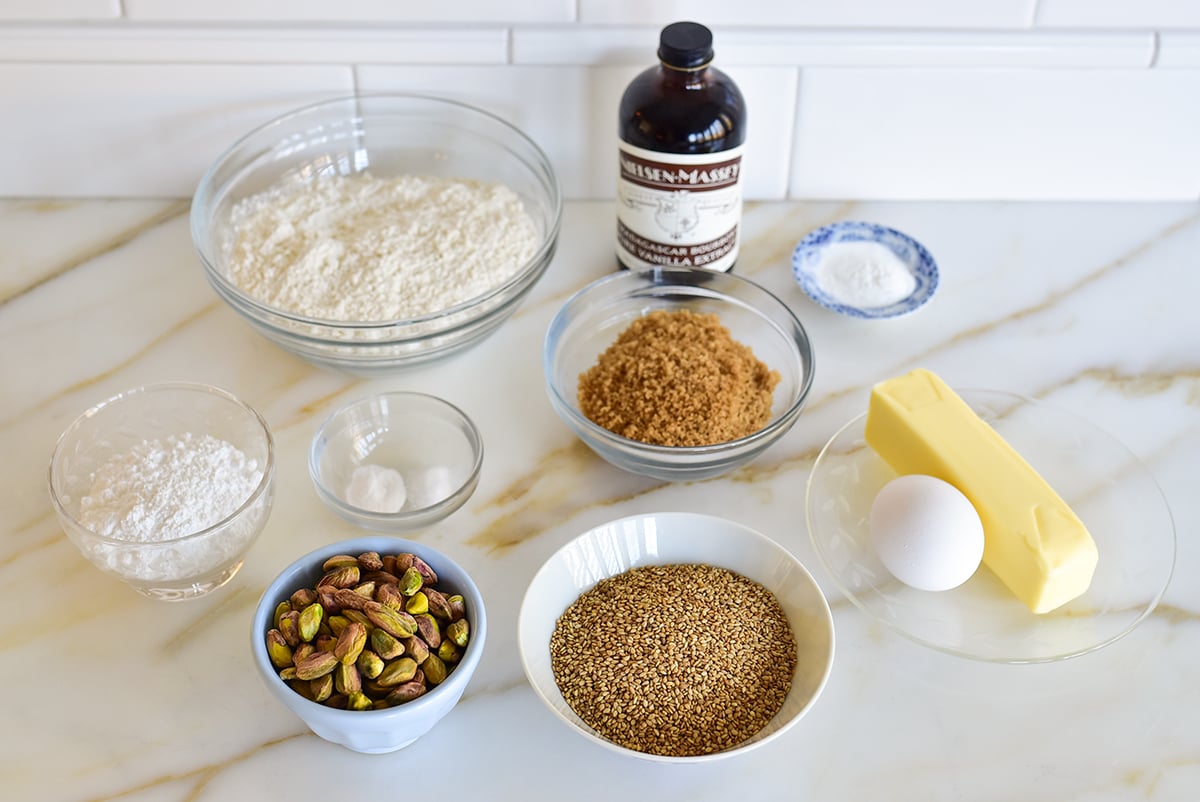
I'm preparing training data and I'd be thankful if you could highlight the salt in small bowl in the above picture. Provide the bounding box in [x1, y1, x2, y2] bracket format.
[309, 392, 483, 532]
[792, 220, 938, 320]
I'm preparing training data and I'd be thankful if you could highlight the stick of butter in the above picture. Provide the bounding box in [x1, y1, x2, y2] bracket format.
[864, 369, 1098, 614]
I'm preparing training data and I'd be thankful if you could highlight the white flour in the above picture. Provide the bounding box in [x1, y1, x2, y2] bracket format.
[817, 240, 916, 308]
[227, 173, 540, 322]
[77, 433, 264, 582]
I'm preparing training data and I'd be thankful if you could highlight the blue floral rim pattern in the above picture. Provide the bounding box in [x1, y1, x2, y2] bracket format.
[791, 221, 939, 320]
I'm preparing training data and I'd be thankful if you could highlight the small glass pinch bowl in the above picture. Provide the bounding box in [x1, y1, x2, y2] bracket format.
[48, 383, 275, 601]
[518, 512, 835, 763]
[806, 389, 1177, 663]
[543, 268, 815, 482]
[310, 392, 483, 532]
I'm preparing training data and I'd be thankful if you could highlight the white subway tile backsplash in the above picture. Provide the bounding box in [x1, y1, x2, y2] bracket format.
[577, 0, 1036, 29]
[0, 0, 117, 20]
[789, 68, 1200, 200]
[715, 30, 1154, 68]
[0, 64, 353, 197]
[0, 25, 508, 65]
[356, 64, 795, 201]
[358, 64, 604, 200]
[512, 26, 656, 65]
[0, 7, 1194, 201]
[1158, 33, 1200, 68]
[124, 0, 574, 24]
[514, 26, 1154, 68]
[1036, 0, 1200, 29]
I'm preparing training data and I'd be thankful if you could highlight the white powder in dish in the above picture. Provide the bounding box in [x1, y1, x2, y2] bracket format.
[404, 465, 457, 510]
[227, 173, 540, 322]
[344, 464, 407, 513]
[76, 433, 266, 584]
[817, 240, 917, 309]
[342, 463, 457, 513]
[79, 433, 262, 541]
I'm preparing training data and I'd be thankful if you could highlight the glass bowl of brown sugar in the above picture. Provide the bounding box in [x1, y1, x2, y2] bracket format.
[543, 268, 815, 481]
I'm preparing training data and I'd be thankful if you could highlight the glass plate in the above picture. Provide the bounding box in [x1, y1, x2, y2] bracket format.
[805, 390, 1176, 663]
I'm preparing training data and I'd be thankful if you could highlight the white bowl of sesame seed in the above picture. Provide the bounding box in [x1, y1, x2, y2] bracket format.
[517, 512, 835, 762]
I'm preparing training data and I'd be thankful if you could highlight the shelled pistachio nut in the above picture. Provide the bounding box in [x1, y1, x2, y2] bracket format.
[294, 651, 339, 681]
[377, 657, 419, 687]
[446, 619, 469, 648]
[334, 621, 367, 665]
[264, 549, 470, 712]
[371, 628, 405, 660]
[366, 601, 418, 639]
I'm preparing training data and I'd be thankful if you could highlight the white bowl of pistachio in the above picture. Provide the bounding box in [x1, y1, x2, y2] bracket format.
[250, 536, 486, 754]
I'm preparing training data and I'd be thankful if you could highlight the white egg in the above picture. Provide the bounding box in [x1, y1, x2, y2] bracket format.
[869, 474, 984, 592]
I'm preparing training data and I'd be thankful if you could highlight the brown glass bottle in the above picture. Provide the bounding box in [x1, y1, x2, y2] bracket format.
[616, 21, 746, 272]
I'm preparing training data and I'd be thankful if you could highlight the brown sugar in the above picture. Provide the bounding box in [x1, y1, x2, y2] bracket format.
[577, 308, 780, 447]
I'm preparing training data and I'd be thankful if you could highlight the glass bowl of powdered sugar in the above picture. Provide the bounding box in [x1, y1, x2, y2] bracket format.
[308, 392, 483, 532]
[190, 93, 562, 374]
[48, 383, 275, 601]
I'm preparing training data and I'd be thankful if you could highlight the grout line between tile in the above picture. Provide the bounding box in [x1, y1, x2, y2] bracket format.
[784, 67, 802, 201]
[1148, 31, 1161, 68]
[1028, 0, 1041, 28]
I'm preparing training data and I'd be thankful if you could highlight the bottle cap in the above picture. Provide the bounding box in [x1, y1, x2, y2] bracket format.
[657, 21, 714, 69]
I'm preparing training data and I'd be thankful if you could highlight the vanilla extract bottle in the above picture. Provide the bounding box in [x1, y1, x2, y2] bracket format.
[616, 21, 746, 272]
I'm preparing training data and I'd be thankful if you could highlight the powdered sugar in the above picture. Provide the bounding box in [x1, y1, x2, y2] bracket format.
[79, 432, 263, 541]
[227, 173, 540, 322]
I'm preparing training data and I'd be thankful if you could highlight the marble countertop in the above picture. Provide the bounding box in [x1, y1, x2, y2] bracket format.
[2, 199, 1196, 800]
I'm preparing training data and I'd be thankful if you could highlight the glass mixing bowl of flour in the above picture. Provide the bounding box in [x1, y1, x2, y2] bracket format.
[48, 383, 276, 600]
[191, 93, 562, 374]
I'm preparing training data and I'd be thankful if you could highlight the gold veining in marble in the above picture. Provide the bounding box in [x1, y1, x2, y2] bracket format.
[0, 200, 189, 308]
[16, 300, 222, 424]
[80, 733, 307, 802]
[1149, 603, 1198, 624]
[727, 443, 828, 485]
[161, 585, 259, 654]
[19, 199, 79, 213]
[904, 209, 1200, 370]
[468, 441, 670, 553]
[0, 526, 62, 570]
[1125, 755, 1200, 798]
[738, 200, 861, 278]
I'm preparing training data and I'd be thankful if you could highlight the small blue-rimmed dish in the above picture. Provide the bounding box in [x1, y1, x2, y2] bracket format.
[792, 221, 938, 320]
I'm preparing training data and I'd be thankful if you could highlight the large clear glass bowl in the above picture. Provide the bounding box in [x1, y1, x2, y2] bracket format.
[543, 268, 815, 481]
[806, 389, 1176, 663]
[191, 93, 562, 374]
[48, 383, 275, 601]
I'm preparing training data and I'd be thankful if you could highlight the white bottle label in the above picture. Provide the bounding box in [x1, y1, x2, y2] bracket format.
[616, 141, 744, 272]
